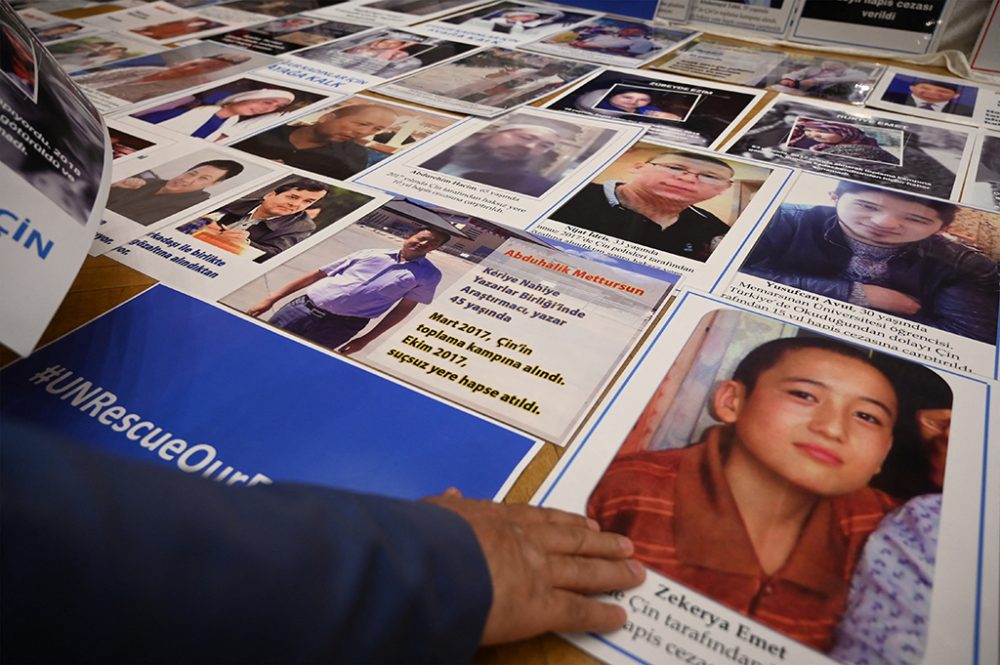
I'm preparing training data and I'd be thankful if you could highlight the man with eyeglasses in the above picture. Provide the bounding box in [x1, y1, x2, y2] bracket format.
[551, 150, 734, 262]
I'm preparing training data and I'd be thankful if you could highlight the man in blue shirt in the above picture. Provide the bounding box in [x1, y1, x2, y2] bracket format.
[248, 226, 448, 354]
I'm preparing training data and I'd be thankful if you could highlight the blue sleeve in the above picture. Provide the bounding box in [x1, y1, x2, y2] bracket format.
[1, 420, 493, 664]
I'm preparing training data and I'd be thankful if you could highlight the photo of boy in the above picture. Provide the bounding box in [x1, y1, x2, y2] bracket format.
[589, 311, 952, 656]
[741, 176, 1000, 344]
[881, 75, 977, 118]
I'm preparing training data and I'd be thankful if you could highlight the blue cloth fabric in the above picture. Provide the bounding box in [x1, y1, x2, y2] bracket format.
[831, 494, 941, 665]
[1, 419, 492, 664]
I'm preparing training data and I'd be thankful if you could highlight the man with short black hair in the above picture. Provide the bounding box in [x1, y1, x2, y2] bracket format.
[107, 159, 245, 226]
[881, 78, 974, 117]
[247, 226, 452, 353]
[178, 179, 328, 261]
[742, 180, 999, 342]
[550, 150, 734, 261]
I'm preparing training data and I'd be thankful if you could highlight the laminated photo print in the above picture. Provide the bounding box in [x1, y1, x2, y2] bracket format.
[206, 15, 371, 57]
[374, 47, 600, 117]
[521, 15, 698, 67]
[724, 96, 974, 200]
[70, 42, 275, 112]
[535, 293, 996, 665]
[120, 74, 332, 144]
[45, 32, 164, 74]
[230, 94, 460, 182]
[655, 39, 883, 105]
[418, 1, 597, 47]
[544, 67, 764, 149]
[94, 141, 276, 251]
[961, 132, 1000, 213]
[79, 1, 244, 44]
[723, 172, 1000, 376]
[869, 67, 1000, 132]
[289, 27, 477, 81]
[310, 0, 487, 28]
[532, 141, 790, 288]
[355, 107, 643, 224]
[218, 196, 678, 445]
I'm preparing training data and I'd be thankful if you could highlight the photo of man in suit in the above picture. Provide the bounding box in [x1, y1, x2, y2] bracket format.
[881, 77, 976, 118]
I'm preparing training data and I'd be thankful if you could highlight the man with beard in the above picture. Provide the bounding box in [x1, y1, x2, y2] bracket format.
[420, 122, 563, 196]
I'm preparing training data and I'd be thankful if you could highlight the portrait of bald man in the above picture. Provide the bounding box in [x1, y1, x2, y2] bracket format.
[550, 148, 736, 261]
[420, 121, 572, 196]
[234, 103, 399, 180]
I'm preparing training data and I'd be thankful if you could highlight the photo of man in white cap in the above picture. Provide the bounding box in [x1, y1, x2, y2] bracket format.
[134, 87, 298, 141]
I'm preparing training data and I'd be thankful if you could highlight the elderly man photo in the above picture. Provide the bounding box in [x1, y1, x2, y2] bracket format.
[550, 149, 734, 261]
[420, 121, 569, 196]
[178, 178, 328, 262]
[107, 159, 245, 226]
[234, 103, 398, 180]
[247, 227, 451, 353]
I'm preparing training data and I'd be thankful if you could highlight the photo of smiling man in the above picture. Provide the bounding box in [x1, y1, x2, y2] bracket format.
[589, 309, 953, 659]
[549, 144, 770, 262]
[741, 175, 1000, 344]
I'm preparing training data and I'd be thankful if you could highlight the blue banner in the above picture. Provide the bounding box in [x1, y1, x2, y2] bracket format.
[556, 0, 662, 20]
[1, 286, 535, 500]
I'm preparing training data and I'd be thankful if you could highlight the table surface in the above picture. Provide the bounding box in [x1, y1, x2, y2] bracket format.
[0, 36, 960, 664]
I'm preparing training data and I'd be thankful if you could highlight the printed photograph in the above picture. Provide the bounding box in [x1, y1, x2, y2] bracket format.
[757, 56, 882, 104]
[727, 98, 971, 199]
[526, 16, 694, 65]
[129, 16, 227, 42]
[1, 2, 105, 226]
[419, 111, 615, 197]
[109, 126, 156, 159]
[784, 116, 904, 166]
[176, 173, 374, 262]
[207, 16, 368, 56]
[361, 0, 479, 14]
[106, 150, 271, 226]
[589, 308, 952, 663]
[964, 134, 1000, 213]
[441, 1, 593, 36]
[880, 73, 978, 118]
[546, 68, 761, 148]
[47, 34, 159, 73]
[129, 78, 326, 143]
[220, 0, 347, 16]
[548, 143, 772, 262]
[219, 197, 551, 355]
[593, 83, 700, 122]
[380, 47, 599, 115]
[1, 20, 37, 101]
[740, 174, 1000, 344]
[233, 96, 457, 180]
[30, 20, 87, 43]
[71, 42, 272, 105]
[292, 29, 476, 79]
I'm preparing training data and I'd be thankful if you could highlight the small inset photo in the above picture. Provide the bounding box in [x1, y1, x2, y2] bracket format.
[878, 72, 978, 119]
[0, 21, 38, 102]
[785, 116, 903, 166]
[591, 83, 700, 122]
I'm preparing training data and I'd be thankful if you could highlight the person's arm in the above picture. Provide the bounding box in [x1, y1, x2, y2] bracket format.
[2, 420, 643, 663]
[248, 224, 314, 260]
[918, 281, 1000, 343]
[339, 298, 418, 355]
[247, 269, 325, 317]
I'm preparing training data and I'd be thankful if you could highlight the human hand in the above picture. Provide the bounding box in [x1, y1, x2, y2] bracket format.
[112, 177, 146, 189]
[799, 78, 817, 88]
[247, 298, 275, 318]
[426, 489, 645, 645]
[338, 338, 368, 355]
[863, 284, 922, 315]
